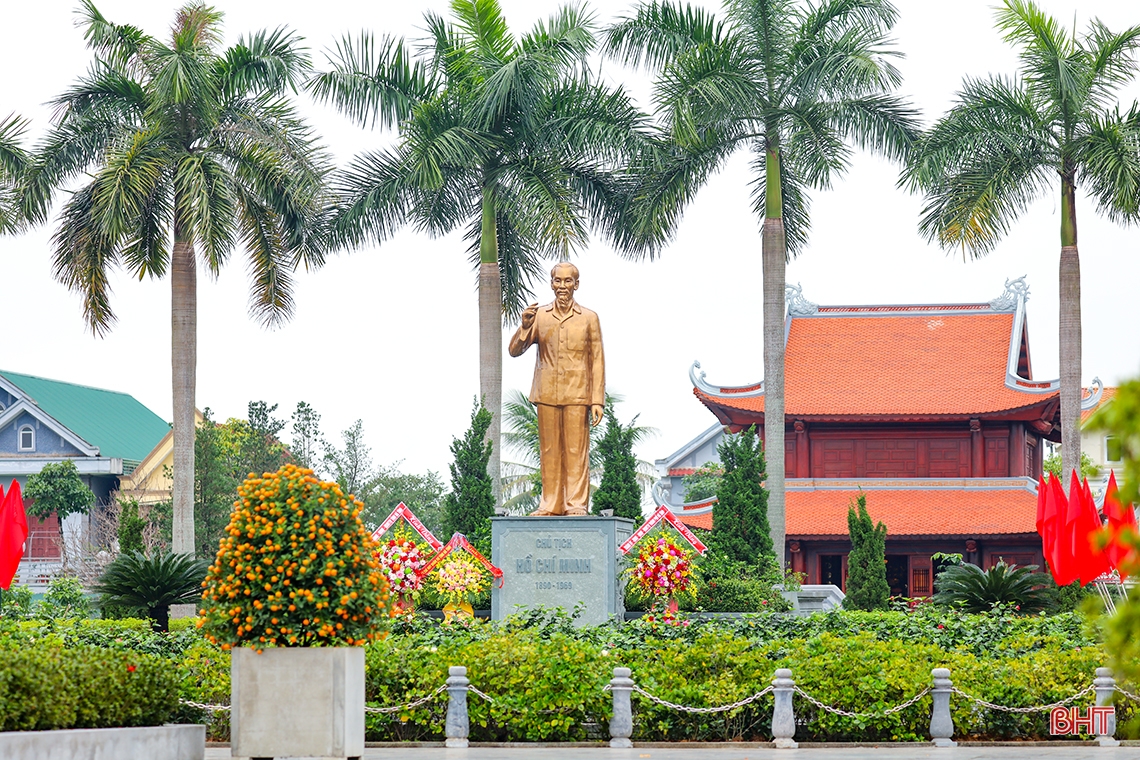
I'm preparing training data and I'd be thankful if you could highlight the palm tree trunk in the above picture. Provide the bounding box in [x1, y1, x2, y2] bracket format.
[763, 145, 786, 568]
[1058, 175, 1081, 494]
[478, 187, 502, 508]
[171, 214, 197, 556]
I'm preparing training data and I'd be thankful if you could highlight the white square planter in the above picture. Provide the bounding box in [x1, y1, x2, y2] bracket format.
[231, 647, 364, 759]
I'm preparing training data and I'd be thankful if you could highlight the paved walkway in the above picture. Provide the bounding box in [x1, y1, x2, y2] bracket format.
[206, 744, 1140, 760]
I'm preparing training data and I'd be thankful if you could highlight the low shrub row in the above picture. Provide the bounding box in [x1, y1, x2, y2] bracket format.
[0, 643, 178, 731]
[0, 609, 1123, 742]
[356, 628, 1123, 742]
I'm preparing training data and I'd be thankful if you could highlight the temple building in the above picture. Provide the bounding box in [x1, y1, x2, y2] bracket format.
[656, 278, 1102, 597]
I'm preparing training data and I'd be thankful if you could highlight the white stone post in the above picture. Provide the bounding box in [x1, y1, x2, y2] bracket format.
[771, 668, 797, 749]
[1094, 667, 1119, 747]
[445, 666, 470, 748]
[930, 667, 956, 747]
[608, 667, 634, 748]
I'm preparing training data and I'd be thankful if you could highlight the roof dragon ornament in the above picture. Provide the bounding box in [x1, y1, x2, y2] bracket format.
[785, 282, 819, 316]
[989, 275, 1029, 311]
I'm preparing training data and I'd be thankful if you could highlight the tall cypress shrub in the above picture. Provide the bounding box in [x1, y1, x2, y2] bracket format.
[592, 407, 643, 521]
[713, 426, 773, 564]
[844, 492, 890, 610]
[442, 401, 495, 544]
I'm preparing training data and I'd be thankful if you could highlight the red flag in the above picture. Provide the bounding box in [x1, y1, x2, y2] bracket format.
[1103, 472, 1138, 578]
[1071, 472, 1111, 585]
[0, 480, 29, 590]
[1046, 473, 1077, 585]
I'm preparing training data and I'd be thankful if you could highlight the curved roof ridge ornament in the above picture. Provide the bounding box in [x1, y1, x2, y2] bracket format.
[689, 360, 766, 398]
[786, 282, 819, 316]
[1082, 377, 1104, 410]
[989, 275, 1029, 312]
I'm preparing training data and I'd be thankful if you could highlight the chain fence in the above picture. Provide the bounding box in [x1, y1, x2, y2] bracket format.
[628, 684, 774, 714]
[468, 685, 495, 704]
[363, 684, 448, 714]
[792, 686, 930, 719]
[179, 699, 230, 713]
[950, 684, 1095, 714]
[1116, 685, 1140, 703]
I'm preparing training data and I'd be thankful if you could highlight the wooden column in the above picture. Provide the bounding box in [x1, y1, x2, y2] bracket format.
[970, 419, 984, 477]
[794, 420, 809, 478]
[1009, 423, 1027, 477]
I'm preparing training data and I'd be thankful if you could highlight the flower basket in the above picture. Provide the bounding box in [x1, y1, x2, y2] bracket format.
[433, 553, 488, 621]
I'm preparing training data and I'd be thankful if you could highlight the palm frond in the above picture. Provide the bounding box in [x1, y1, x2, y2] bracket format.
[450, 0, 515, 66]
[0, 114, 30, 235]
[654, 35, 764, 146]
[829, 93, 922, 164]
[120, 175, 173, 279]
[50, 181, 121, 335]
[1084, 19, 1140, 113]
[223, 26, 312, 98]
[91, 126, 170, 242]
[604, 0, 725, 71]
[1079, 105, 1140, 225]
[75, 0, 153, 74]
[328, 147, 414, 249]
[996, 0, 1088, 125]
[611, 130, 738, 259]
[175, 153, 237, 273]
[308, 33, 434, 129]
[234, 183, 295, 327]
[904, 75, 1054, 256]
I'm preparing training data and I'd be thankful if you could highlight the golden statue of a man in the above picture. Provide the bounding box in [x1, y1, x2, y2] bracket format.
[509, 262, 605, 516]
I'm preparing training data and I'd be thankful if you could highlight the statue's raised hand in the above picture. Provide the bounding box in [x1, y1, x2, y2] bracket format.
[520, 303, 539, 329]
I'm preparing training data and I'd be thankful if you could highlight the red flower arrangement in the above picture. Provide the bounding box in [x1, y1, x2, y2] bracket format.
[377, 535, 429, 595]
[629, 533, 697, 600]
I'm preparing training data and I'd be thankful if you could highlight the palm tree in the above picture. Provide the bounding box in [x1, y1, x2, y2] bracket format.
[903, 0, 1140, 490]
[500, 389, 656, 512]
[21, 2, 330, 556]
[0, 114, 29, 235]
[308, 0, 650, 507]
[605, 0, 920, 562]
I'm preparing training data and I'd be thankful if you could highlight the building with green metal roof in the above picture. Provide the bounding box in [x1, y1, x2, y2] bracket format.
[0, 370, 171, 565]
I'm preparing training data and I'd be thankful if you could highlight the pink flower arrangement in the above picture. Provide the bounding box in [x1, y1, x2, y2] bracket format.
[377, 536, 428, 594]
[629, 533, 696, 600]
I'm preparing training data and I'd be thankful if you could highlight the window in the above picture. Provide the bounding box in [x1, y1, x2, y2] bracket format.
[18, 425, 34, 452]
[1107, 436, 1122, 463]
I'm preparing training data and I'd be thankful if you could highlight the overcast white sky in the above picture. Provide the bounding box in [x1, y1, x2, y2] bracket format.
[1, 0, 1138, 480]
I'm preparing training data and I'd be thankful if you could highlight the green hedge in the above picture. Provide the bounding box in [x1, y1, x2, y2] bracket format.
[355, 628, 1120, 742]
[0, 644, 178, 731]
[1, 609, 1126, 742]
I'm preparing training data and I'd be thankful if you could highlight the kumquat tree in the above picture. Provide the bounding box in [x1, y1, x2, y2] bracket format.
[198, 464, 392, 649]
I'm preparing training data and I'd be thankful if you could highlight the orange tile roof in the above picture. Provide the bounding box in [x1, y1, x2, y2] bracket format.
[1082, 386, 1118, 424]
[696, 308, 1057, 418]
[673, 479, 1039, 537]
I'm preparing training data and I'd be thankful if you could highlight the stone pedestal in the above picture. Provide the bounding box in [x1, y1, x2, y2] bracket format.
[231, 647, 364, 759]
[491, 516, 633, 626]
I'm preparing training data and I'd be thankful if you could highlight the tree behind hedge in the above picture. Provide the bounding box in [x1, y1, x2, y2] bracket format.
[442, 401, 495, 544]
[844, 492, 890, 611]
[25, 460, 95, 542]
[592, 407, 642, 521]
[713, 426, 773, 564]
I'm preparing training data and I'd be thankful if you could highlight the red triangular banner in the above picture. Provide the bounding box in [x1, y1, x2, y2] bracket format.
[619, 505, 707, 555]
[371, 503, 442, 550]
